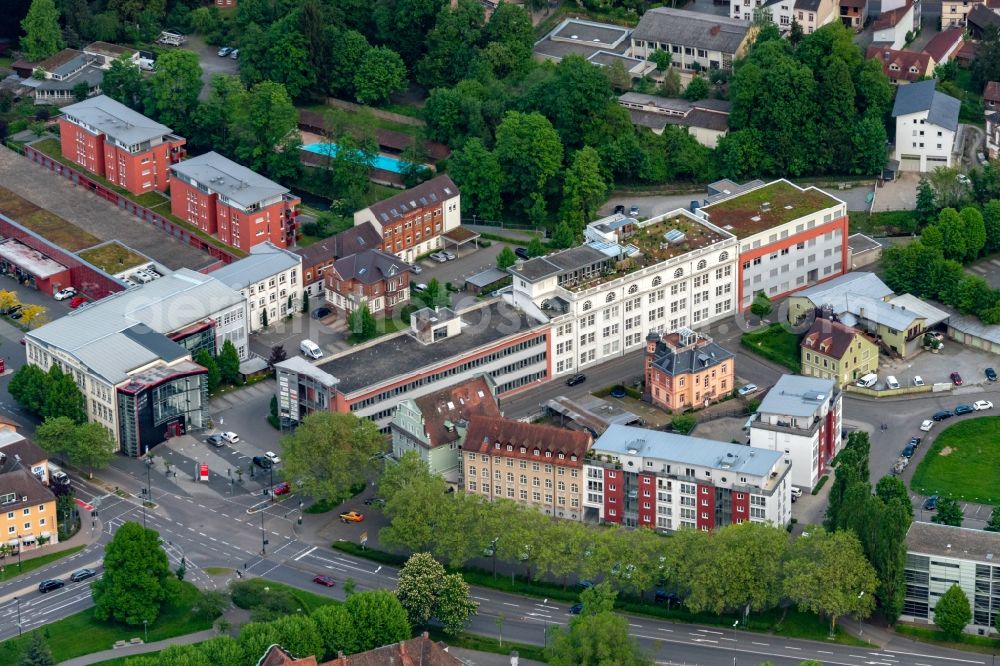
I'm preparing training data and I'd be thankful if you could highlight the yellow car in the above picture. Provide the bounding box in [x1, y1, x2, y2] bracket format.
[339, 511, 364, 523]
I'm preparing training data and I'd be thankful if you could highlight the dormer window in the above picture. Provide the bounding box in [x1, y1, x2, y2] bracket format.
[520, 446, 526, 454]
[494, 442, 500, 449]
[570, 455, 577, 461]
[506, 444, 513, 451]
[534, 448, 540, 456]
[558, 452, 565, 459]
[545, 451, 552, 458]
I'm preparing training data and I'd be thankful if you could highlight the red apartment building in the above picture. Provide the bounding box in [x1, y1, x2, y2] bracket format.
[353, 175, 462, 264]
[699, 179, 849, 311]
[293, 222, 382, 300]
[58, 95, 186, 195]
[169, 151, 300, 252]
[325, 248, 411, 315]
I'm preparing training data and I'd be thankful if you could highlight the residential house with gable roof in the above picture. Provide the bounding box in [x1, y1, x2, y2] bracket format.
[390, 375, 499, 482]
[891, 79, 960, 171]
[922, 28, 965, 64]
[462, 416, 592, 521]
[873, 0, 915, 49]
[984, 81, 1000, 109]
[793, 0, 839, 33]
[942, 0, 982, 28]
[865, 46, 935, 85]
[643, 328, 735, 411]
[840, 0, 869, 30]
[325, 249, 411, 316]
[293, 223, 382, 300]
[353, 175, 461, 264]
[800, 316, 879, 385]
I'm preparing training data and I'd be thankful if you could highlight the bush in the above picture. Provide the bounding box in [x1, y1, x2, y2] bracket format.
[230, 579, 300, 622]
[812, 475, 829, 494]
[670, 413, 697, 434]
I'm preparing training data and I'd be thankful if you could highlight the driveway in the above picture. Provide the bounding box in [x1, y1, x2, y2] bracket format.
[873, 172, 919, 212]
[966, 255, 1000, 288]
[181, 35, 240, 100]
[414, 242, 505, 288]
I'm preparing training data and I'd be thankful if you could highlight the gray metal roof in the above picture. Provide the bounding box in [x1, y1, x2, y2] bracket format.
[907, 522, 1000, 564]
[508, 245, 611, 282]
[209, 242, 300, 291]
[633, 8, 752, 55]
[60, 95, 173, 145]
[593, 424, 782, 477]
[941, 302, 1000, 345]
[275, 356, 338, 388]
[27, 268, 244, 384]
[891, 79, 961, 132]
[847, 233, 882, 254]
[170, 151, 289, 209]
[794, 271, 893, 306]
[465, 268, 510, 288]
[756, 375, 836, 418]
[888, 293, 949, 327]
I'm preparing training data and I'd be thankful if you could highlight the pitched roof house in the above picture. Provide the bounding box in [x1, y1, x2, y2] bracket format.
[873, 0, 915, 49]
[866, 46, 935, 84]
[985, 81, 1000, 109]
[800, 317, 879, 386]
[644, 328, 735, 411]
[631, 8, 756, 71]
[325, 249, 411, 315]
[922, 28, 964, 64]
[293, 222, 382, 298]
[257, 633, 463, 666]
[891, 79, 961, 171]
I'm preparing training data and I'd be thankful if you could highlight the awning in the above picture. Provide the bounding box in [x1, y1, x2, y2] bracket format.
[6, 538, 18, 546]
[39, 531, 51, 539]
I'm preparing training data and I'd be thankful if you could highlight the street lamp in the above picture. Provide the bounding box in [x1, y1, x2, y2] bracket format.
[15, 536, 22, 573]
[14, 596, 21, 636]
[260, 510, 268, 556]
[857, 590, 866, 639]
[143, 619, 148, 643]
[733, 619, 739, 640]
[543, 598, 549, 648]
[143, 456, 154, 529]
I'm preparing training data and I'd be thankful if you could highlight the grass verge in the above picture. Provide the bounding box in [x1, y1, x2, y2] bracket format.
[427, 628, 547, 662]
[896, 623, 1000, 654]
[203, 566, 233, 575]
[0, 545, 85, 583]
[230, 578, 338, 614]
[740, 323, 803, 373]
[812, 475, 829, 494]
[848, 210, 917, 236]
[910, 416, 1000, 503]
[0, 581, 215, 663]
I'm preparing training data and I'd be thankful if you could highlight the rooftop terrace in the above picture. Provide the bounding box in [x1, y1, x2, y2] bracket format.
[700, 180, 841, 239]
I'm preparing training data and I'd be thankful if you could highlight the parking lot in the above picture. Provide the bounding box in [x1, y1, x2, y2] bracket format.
[180, 35, 240, 100]
[875, 341, 998, 390]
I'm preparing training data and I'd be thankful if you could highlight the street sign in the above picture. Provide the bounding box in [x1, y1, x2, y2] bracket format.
[199, 463, 209, 482]
[360, 531, 368, 546]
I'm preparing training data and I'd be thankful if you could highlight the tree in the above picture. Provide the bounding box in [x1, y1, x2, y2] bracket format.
[311, 605, 354, 660]
[379, 451, 450, 552]
[18, 632, 54, 666]
[551, 221, 575, 249]
[934, 584, 972, 640]
[71, 81, 90, 102]
[915, 178, 938, 224]
[282, 411, 384, 505]
[852, 111, 888, 176]
[481, 3, 534, 73]
[395, 553, 478, 634]
[670, 413, 697, 434]
[69, 422, 115, 477]
[875, 476, 913, 519]
[42, 365, 86, 423]
[496, 246, 517, 270]
[416, 277, 448, 309]
[191, 74, 245, 154]
[658, 67, 682, 97]
[649, 49, 672, 72]
[354, 47, 407, 106]
[790, 18, 804, 45]
[194, 350, 221, 392]
[268, 345, 287, 369]
[960, 206, 987, 261]
[21, 0, 64, 61]
[232, 81, 302, 183]
[561, 146, 606, 229]
[347, 303, 378, 341]
[527, 237, 546, 257]
[144, 50, 203, 135]
[343, 590, 411, 654]
[783, 529, 877, 633]
[217, 340, 242, 386]
[546, 610, 651, 666]
[93, 522, 172, 625]
[34, 416, 76, 460]
[418, 0, 484, 88]
[932, 497, 964, 526]
[683, 76, 710, 101]
[983, 200, 1000, 253]
[100, 55, 145, 110]
[985, 506, 1000, 532]
[448, 138, 502, 220]
[750, 292, 773, 321]
[8, 364, 50, 416]
[326, 29, 370, 98]
[319, 109, 376, 213]
[494, 111, 563, 218]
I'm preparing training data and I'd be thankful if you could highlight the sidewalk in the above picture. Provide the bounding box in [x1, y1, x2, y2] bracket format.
[58, 628, 217, 666]
[14, 516, 101, 566]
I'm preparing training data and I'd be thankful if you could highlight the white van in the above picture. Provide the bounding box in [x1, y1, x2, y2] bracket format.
[300, 339, 323, 359]
[886, 376, 900, 390]
[856, 373, 878, 388]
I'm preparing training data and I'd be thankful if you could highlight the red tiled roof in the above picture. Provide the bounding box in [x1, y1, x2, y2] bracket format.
[800, 318, 867, 360]
[463, 416, 592, 467]
[365, 175, 458, 226]
[865, 45, 932, 83]
[922, 28, 964, 64]
[985, 81, 1000, 102]
[259, 635, 462, 666]
[292, 222, 382, 271]
[873, 1, 913, 30]
[411, 376, 500, 448]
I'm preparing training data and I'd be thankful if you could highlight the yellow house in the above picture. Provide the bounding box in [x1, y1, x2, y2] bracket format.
[0, 469, 57, 552]
[801, 318, 879, 386]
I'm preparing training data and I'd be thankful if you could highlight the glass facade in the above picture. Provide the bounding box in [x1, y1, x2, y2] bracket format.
[118, 370, 208, 457]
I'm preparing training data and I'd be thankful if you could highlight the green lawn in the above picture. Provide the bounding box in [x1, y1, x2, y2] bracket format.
[848, 210, 917, 236]
[0, 581, 216, 663]
[78, 241, 148, 274]
[230, 578, 339, 614]
[910, 416, 1000, 503]
[740, 323, 803, 373]
[896, 623, 1000, 654]
[0, 545, 84, 583]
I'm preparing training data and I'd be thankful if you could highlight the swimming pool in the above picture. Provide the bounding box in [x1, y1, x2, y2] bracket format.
[301, 143, 409, 174]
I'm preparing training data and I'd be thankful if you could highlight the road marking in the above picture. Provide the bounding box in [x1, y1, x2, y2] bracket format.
[751, 642, 769, 646]
[818, 650, 834, 654]
[293, 546, 317, 561]
[472, 596, 489, 601]
[883, 650, 984, 664]
[784, 646, 801, 650]
[628, 623, 643, 628]
[698, 629, 723, 635]
[502, 602, 519, 607]
[657, 627, 673, 633]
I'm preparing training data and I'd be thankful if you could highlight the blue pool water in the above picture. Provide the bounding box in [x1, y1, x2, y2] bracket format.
[301, 143, 409, 174]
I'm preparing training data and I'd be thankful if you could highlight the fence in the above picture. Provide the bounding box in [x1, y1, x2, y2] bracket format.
[22, 145, 238, 265]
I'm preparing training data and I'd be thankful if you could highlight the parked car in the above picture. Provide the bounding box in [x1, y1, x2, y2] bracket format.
[654, 590, 680, 605]
[514, 247, 530, 260]
[950, 372, 963, 386]
[920, 419, 934, 431]
[70, 568, 96, 582]
[908, 436, 922, 449]
[339, 511, 364, 523]
[974, 400, 994, 411]
[954, 404, 975, 415]
[38, 579, 64, 593]
[429, 252, 449, 263]
[932, 410, 953, 422]
[987, 368, 997, 382]
[923, 495, 938, 510]
[412, 283, 428, 293]
[577, 580, 594, 590]
[737, 383, 758, 397]
[217, 46, 232, 57]
[265, 451, 281, 464]
[912, 376, 925, 387]
[569, 603, 584, 615]
[8, 306, 23, 319]
[409, 264, 422, 274]
[901, 444, 916, 458]
[206, 434, 224, 447]
[273, 481, 290, 496]
[252, 456, 272, 469]
[54, 287, 76, 300]
[221, 431, 240, 444]
[312, 575, 336, 587]
[614, 204, 625, 215]
[629, 205, 640, 217]
[363, 497, 385, 506]
[440, 250, 456, 261]
[790, 486, 803, 499]
[229, 48, 239, 59]
[565, 374, 586, 387]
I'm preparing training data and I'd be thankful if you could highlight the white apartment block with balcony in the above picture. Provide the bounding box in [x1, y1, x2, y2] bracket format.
[749, 374, 843, 490]
[208, 241, 303, 333]
[507, 210, 738, 377]
[583, 424, 791, 532]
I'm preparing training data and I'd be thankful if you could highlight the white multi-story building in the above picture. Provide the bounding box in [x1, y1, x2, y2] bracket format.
[749, 374, 843, 491]
[24, 269, 248, 456]
[209, 241, 302, 332]
[583, 424, 791, 532]
[697, 179, 849, 310]
[891, 79, 960, 172]
[508, 210, 738, 377]
[902, 522, 1000, 634]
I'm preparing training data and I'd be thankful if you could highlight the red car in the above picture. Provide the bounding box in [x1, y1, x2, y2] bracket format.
[950, 372, 963, 386]
[312, 575, 336, 587]
[273, 481, 290, 496]
[68, 296, 88, 309]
